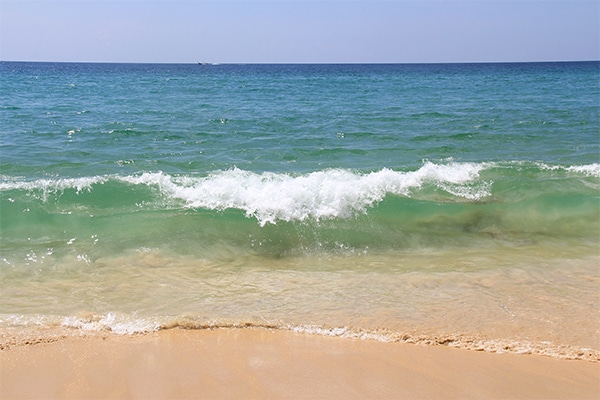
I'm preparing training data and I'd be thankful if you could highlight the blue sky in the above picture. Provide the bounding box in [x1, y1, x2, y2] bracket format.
[0, 0, 598, 63]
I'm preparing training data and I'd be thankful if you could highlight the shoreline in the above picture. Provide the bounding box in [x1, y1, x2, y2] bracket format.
[2, 320, 599, 361]
[1, 327, 599, 399]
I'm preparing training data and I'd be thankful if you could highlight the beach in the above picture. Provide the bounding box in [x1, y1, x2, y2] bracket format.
[1, 61, 598, 399]
[2, 327, 599, 400]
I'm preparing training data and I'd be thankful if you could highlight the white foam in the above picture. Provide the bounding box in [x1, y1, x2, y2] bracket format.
[566, 163, 600, 177]
[0, 176, 107, 201]
[0, 162, 490, 225]
[61, 313, 160, 335]
[117, 162, 489, 225]
[534, 162, 600, 177]
[286, 324, 392, 342]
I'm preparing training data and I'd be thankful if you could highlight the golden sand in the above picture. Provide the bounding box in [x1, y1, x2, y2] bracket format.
[1, 328, 598, 399]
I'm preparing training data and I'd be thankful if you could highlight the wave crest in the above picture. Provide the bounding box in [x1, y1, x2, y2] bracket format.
[1, 161, 597, 225]
[120, 162, 488, 225]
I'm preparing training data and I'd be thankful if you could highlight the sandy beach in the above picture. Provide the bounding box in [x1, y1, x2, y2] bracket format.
[1, 62, 599, 400]
[1, 328, 598, 400]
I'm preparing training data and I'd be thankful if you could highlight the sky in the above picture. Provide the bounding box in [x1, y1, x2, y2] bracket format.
[0, 0, 598, 64]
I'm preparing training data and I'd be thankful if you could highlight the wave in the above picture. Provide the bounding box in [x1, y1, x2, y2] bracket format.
[0, 175, 109, 199]
[564, 164, 600, 177]
[2, 161, 597, 226]
[119, 162, 489, 225]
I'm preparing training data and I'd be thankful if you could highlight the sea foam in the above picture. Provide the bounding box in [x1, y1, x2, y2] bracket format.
[566, 163, 600, 177]
[118, 161, 488, 225]
[0, 176, 108, 201]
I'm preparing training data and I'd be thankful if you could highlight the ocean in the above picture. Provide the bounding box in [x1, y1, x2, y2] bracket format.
[0, 61, 598, 359]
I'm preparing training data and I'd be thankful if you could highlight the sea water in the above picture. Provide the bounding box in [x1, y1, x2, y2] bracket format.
[0, 62, 598, 359]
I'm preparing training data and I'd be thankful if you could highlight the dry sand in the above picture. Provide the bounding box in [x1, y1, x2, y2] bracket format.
[1, 328, 598, 400]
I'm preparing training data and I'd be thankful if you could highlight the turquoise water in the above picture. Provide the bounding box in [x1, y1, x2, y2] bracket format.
[1, 62, 599, 358]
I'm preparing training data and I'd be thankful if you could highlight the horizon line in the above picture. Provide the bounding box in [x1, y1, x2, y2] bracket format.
[2, 59, 599, 65]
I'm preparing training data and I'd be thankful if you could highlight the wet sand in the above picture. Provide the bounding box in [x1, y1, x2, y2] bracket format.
[1, 328, 598, 399]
